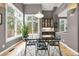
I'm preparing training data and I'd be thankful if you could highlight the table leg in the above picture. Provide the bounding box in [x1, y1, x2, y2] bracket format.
[25, 41, 27, 56]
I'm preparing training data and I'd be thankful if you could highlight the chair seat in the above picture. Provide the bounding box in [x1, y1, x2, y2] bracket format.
[49, 41, 59, 46]
[37, 47, 48, 50]
[37, 42, 48, 50]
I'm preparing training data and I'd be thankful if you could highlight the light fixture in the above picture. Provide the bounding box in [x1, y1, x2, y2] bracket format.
[34, 12, 44, 18]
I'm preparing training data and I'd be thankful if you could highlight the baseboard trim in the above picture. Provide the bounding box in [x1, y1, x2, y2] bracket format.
[60, 42, 79, 55]
[0, 40, 23, 56]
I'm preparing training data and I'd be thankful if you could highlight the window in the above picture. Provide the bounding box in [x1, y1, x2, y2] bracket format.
[27, 22, 32, 34]
[6, 4, 23, 42]
[33, 22, 38, 33]
[59, 19, 67, 32]
[25, 15, 39, 39]
[25, 15, 38, 34]
[7, 5, 15, 38]
[33, 16, 38, 33]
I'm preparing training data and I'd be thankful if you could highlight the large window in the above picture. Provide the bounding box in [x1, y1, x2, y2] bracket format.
[6, 4, 23, 42]
[25, 15, 39, 39]
[7, 5, 15, 38]
[25, 15, 38, 34]
[59, 19, 67, 32]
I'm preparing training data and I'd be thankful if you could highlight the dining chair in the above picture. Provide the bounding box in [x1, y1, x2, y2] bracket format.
[36, 39, 49, 56]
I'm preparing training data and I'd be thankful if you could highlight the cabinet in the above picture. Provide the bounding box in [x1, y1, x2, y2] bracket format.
[42, 18, 53, 27]
[41, 18, 55, 40]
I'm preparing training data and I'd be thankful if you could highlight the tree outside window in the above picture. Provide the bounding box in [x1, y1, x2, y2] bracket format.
[6, 4, 23, 41]
[7, 5, 15, 38]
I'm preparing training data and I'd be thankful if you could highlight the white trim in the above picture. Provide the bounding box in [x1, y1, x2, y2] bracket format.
[5, 4, 7, 43]
[59, 18, 67, 32]
[5, 3, 23, 42]
[42, 35, 54, 37]
[25, 14, 39, 39]
[60, 42, 79, 55]
[42, 27, 54, 32]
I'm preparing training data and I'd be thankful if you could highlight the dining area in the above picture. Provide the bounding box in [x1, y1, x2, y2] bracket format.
[0, 3, 78, 57]
[23, 10, 62, 56]
[24, 35, 62, 56]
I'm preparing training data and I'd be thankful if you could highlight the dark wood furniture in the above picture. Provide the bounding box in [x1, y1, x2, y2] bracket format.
[24, 38, 61, 56]
[49, 37, 62, 56]
[36, 39, 49, 56]
[41, 18, 62, 56]
[35, 38, 61, 56]
[24, 38, 37, 56]
[42, 18, 53, 27]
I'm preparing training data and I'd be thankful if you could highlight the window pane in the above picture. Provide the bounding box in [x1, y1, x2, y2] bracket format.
[17, 19, 22, 35]
[33, 16, 38, 22]
[7, 6, 14, 16]
[27, 16, 32, 21]
[60, 20, 64, 31]
[59, 19, 67, 32]
[27, 22, 32, 34]
[7, 5, 15, 38]
[25, 15, 39, 35]
[33, 22, 38, 33]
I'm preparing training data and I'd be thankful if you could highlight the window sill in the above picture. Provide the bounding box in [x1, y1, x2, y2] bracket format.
[59, 31, 67, 33]
[6, 35, 22, 43]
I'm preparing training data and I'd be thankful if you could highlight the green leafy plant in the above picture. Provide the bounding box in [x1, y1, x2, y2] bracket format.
[21, 25, 28, 38]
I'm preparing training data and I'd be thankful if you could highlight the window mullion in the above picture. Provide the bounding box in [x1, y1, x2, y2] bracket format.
[32, 16, 33, 38]
[15, 17, 17, 36]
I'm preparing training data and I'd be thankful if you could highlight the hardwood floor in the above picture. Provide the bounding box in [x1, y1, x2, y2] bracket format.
[60, 43, 77, 56]
[0, 40, 78, 56]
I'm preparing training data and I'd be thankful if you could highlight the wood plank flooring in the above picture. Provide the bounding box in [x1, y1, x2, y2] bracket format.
[60, 43, 77, 56]
[0, 40, 78, 56]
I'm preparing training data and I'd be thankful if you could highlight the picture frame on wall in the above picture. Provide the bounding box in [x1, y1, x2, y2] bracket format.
[0, 13, 2, 25]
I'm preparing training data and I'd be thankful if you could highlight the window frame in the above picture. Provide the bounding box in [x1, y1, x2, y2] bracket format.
[59, 18, 67, 33]
[25, 14, 39, 39]
[5, 3, 23, 42]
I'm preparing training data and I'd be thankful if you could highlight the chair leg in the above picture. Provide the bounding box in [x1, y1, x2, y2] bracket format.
[48, 46, 50, 56]
[58, 45, 62, 56]
[36, 50, 38, 56]
[45, 50, 49, 56]
[48, 50, 50, 56]
[25, 42, 27, 56]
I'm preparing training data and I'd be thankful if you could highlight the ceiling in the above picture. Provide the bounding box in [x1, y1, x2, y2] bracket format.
[58, 8, 67, 17]
[24, 3, 62, 11]
[42, 3, 61, 10]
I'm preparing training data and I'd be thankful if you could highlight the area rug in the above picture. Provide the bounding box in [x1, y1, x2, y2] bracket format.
[26, 45, 65, 56]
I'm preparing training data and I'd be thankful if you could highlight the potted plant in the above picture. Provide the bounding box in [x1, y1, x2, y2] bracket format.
[21, 25, 28, 40]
